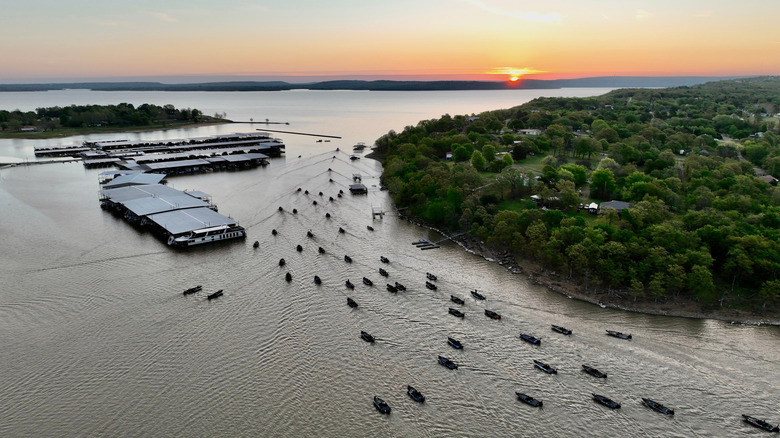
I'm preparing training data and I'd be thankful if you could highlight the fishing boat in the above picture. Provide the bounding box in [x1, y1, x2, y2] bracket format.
[386, 284, 398, 293]
[471, 290, 486, 300]
[742, 414, 779, 432]
[347, 297, 358, 308]
[450, 295, 465, 305]
[285, 272, 292, 282]
[582, 364, 607, 378]
[447, 337, 463, 349]
[373, 396, 391, 414]
[296, 244, 303, 252]
[426, 272, 437, 281]
[318, 246, 325, 254]
[516, 392, 543, 407]
[363, 277, 373, 286]
[642, 398, 674, 415]
[551, 325, 572, 335]
[425, 281, 437, 290]
[484, 309, 501, 319]
[379, 268, 388, 277]
[182, 285, 202, 295]
[394, 282, 406, 291]
[207, 289, 224, 300]
[380, 256, 389, 263]
[449, 308, 465, 318]
[533, 360, 557, 374]
[592, 393, 620, 409]
[407, 386, 425, 403]
[606, 330, 632, 340]
[278, 258, 286, 267]
[314, 275, 322, 285]
[344, 255, 352, 263]
[345, 279, 355, 289]
[520, 334, 540, 345]
[360, 331, 375, 343]
[438, 356, 458, 370]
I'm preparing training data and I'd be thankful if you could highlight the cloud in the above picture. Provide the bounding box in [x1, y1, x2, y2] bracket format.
[487, 67, 547, 76]
[635, 9, 651, 20]
[150, 12, 179, 23]
[462, 0, 563, 24]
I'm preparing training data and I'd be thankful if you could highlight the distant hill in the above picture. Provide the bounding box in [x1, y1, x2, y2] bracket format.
[0, 76, 752, 92]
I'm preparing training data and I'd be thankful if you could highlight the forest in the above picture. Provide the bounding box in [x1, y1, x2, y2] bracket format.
[0, 103, 214, 134]
[374, 76, 780, 312]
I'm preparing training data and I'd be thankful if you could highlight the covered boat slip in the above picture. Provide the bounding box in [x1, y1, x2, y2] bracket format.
[147, 207, 242, 241]
[101, 172, 167, 189]
[117, 153, 270, 174]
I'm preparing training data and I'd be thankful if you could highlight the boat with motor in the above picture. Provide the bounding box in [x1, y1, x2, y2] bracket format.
[168, 224, 246, 247]
[592, 393, 620, 409]
[380, 256, 389, 264]
[471, 290, 486, 300]
[394, 282, 406, 291]
[606, 330, 632, 340]
[447, 337, 463, 349]
[373, 396, 391, 414]
[407, 386, 425, 403]
[307, 230, 314, 238]
[339, 227, 345, 234]
[449, 308, 465, 318]
[279, 258, 286, 267]
[363, 277, 373, 286]
[183, 285, 202, 295]
[314, 275, 322, 285]
[582, 365, 607, 378]
[344, 255, 352, 263]
[516, 392, 543, 407]
[285, 272, 292, 282]
[272, 229, 277, 235]
[367, 225, 374, 231]
[318, 247, 325, 254]
[742, 414, 779, 432]
[386, 284, 398, 293]
[207, 289, 224, 300]
[438, 356, 458, 370]
[379, 268, 388, 277]
[426, 272, 437, 281]
[360, 331, 375, 343]
[484, 309, 501, 320]
[551, 325, 572, 335]
[425, 281, 437, 290]
[353, 142, 367, 151]
[345, 279, 355, 289]
[451, 295, 465, 305]
[520, 334, 540, 345]
[296, 244, 303, 252]
[533, 360, 557, 374]
[253, 241, 259, 248]
[642, 398, 674, 415]
[347, 297, 358, 308]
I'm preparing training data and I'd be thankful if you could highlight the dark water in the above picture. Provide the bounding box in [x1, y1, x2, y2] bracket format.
[1, 90, 778, 437]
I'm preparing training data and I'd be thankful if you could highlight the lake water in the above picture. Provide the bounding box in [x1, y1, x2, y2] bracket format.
[0, 89, 778, 437]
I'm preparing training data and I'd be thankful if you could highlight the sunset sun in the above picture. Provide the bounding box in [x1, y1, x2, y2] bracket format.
[488, 67, 546, 82]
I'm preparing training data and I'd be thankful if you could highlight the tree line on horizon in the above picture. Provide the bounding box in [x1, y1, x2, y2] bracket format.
[374, 76, 780, 311]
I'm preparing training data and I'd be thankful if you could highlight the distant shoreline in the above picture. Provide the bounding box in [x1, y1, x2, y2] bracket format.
[0, 121, 232, 140]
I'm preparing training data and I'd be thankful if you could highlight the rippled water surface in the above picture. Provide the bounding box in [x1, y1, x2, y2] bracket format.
[1, 90, 778, 437]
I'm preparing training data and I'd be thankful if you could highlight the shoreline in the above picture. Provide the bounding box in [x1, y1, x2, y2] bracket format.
[0, 121, 232, 140]
[398, 213, 780, 326]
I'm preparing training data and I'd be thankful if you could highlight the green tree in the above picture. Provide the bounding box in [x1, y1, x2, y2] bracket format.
[471, 150, 486, 170]
[590, 168, 617, 200]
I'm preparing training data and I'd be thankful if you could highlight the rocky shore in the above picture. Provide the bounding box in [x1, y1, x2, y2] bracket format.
[400, 212, 779, 326]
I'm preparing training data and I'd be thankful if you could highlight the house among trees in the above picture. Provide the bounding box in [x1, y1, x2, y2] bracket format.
[758, 175, 778, 186]
[517, 129, 541, 136]
[598, 200, 631, 212]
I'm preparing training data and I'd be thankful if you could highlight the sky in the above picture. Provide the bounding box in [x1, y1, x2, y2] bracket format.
[1, 0, 779, 83]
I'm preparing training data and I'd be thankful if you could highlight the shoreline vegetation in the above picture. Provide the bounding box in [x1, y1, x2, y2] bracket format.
[0, 102, 230, 140]
[370, 76, 780, 325]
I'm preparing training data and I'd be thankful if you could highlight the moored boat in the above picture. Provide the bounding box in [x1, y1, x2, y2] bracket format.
[484, 309, 501, 319]
[520, 334, 540, 345]
[272, 229, 277, 235]
[373, 396, 391, 414]
[296, 244, 303, 252]
[742, 414, 779, 432]
[183, 285, 202, 295]
[407, 386, 425, 403]
[386, 284, 398, 293]
[279, 258, 286, 266]
[360, 331, 375, 343]
[592, 393, 620, 409]
[345, 279, 355, 289]
[438, 355, 458, 370]
[642, 398, 674, 415]
[380, 256, 389, 263]
[307, 230, 314, 238]
[314, 275, 322, 285]
[169, 224, 246, 247]
[344, 255, 352, 263]
[450, 295, 465, 305]
[516, 392, 543, 407]
[379, 268, 388, 277]
[426, 272, 437, 281]
[318, 246, 325, 254]
[447, 337, 463, 349]
[394, 282, 406, 291]
[285, 272, 292, 282]
[606, 330, 632, 340]
[366, 225, 374, 231]
[551, 325, 572, 335]
[207, 289, 224, 300]
[449, 308, 465, 318]
[339, 227, 345, 234]
[363, 277, 373, 286]
[533, 360, 557, 374]
[582, 364, 607, 378]
[253, 241, 259, 248]
[347, 297, 358, 308]
[471, 290, 486, 300]
[425, 281, 437, 290]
